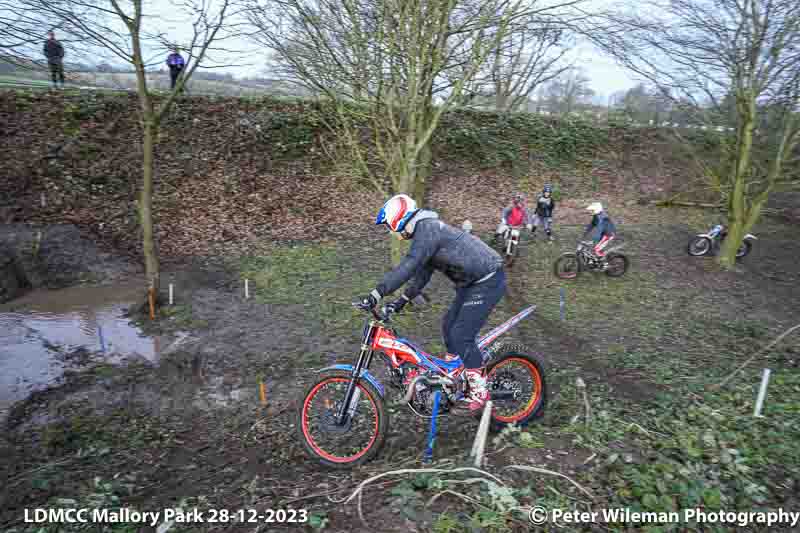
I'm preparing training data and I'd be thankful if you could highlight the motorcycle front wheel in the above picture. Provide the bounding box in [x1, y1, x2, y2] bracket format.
[688, 236, 712, 256]
[298, 370, 388, 469]
[604, 253, 629, 277]
[736, 240, 752, 258]
[554, 253, 580, 279]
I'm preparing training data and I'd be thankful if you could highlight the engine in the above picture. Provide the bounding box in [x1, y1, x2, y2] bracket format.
[383, 359, 461, 416]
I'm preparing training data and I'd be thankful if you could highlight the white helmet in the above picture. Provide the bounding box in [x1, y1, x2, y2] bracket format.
[375, 193, 419, 233]
[586, 202, 603, 215]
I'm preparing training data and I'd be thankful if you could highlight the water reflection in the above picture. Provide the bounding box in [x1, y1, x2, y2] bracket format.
[0, 282, 163, 418]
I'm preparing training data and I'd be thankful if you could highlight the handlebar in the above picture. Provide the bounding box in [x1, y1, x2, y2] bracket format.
[352, 300, 393, 322]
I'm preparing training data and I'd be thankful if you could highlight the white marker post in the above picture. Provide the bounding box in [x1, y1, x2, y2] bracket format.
[40, 192, 46, 207]
[470, 400, 493, 467]
[753, 368, 771, 418]
[245, 279, 250, 299]
[169, 283, 174, 305]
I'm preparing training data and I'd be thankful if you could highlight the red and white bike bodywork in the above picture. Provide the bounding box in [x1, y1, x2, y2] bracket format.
[298, 303, 547, 468]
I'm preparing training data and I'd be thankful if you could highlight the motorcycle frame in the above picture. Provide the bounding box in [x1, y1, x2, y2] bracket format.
[328, 304, 537, 425]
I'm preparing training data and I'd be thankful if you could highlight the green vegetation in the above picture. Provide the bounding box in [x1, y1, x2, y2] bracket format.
[233, 218, 799, 532]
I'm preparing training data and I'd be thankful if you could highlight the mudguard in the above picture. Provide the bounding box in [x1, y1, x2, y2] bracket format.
[744, 233, 757, 240]
[695, 233, 714, 239]
[317, 364, 386, 398]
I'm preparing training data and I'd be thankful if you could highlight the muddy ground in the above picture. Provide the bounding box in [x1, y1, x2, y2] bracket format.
[1, 209, 799, 533]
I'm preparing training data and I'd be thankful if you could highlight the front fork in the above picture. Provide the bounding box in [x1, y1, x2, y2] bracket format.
[335, 345, 373, 425]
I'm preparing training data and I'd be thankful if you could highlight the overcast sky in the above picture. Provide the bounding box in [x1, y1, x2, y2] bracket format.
[41, 0, 643, 99]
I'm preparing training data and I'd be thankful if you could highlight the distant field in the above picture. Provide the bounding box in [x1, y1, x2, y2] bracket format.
[0, 70, 303, 98]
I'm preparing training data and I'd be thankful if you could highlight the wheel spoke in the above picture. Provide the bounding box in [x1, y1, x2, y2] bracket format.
[301, 378, 379, 463]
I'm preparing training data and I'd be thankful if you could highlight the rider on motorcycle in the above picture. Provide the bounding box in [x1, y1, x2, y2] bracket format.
[494, 193, 533, 245]
[360, 194, 506, 416]
[531, 184, 556, 241]
[583, 202, 617, 257]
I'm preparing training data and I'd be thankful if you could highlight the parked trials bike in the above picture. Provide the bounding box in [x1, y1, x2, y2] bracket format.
[298, 302, 547, 468]
[687, 223, 756, 259]
[554, 240, 629, 279]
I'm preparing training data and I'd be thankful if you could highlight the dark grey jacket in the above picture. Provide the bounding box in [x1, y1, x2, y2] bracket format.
[375, 210, 503, 299]
[44, 39, 64, 62]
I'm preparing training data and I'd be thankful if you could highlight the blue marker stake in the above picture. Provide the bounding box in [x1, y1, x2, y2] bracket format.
[98, 326, 106, 353]
[560, 287, 565, 322]
[423, 391, 441, 464]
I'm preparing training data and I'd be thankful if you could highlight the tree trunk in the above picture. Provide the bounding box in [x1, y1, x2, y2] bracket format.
[139, 120, 160, 300]
[414, 140, 432, 205]
[718, 95, 756, 269]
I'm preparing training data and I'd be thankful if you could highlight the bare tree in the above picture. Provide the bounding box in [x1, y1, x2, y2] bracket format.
[26, 0, 243, 307]
[590, 0, 800, 268]
[251, 0, 574, 261]
[477, 20, 572, 112]
[542, 66, 594, 115]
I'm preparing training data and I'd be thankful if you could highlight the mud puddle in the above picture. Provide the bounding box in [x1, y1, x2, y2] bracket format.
[0, 282, 181, 422]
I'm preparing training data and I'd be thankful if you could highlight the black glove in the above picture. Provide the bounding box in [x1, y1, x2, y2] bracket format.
[385, 296, 410, 314]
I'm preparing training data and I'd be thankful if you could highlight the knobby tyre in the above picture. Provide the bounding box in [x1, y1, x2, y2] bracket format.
[554, 253, 579, 279]
[604, 253, 629, 277]
[687, 236, 712, 256]
[298, 369, 388, 468]
[736, 240, 752, 258]
[484, 343, 548, 432]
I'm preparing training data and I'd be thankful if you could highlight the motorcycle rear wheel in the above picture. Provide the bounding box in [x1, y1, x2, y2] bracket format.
[485, 344, 548, 431]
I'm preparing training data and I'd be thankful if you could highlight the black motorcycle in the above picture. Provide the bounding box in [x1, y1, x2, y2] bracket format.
[554, 240, 628, 279]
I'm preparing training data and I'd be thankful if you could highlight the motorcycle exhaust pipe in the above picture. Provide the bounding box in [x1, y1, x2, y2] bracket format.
[403, 374, 456, 403]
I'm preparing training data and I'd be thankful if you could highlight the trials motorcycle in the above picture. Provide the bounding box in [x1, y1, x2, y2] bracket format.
[687, 223, 756, 258]
[297, 302, 547, 468]
[553, 240, 629, 280]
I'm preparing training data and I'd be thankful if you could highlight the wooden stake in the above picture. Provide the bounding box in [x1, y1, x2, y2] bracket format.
[259, 381, 267, 406]
[148, 288, 155, 320]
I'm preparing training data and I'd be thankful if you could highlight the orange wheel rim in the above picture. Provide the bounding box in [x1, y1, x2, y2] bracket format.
[488, 357, 543, 423]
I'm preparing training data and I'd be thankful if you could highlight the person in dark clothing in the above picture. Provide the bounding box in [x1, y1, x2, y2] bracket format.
[583, 202, 617, 256]
[166, 48, 186, 89]
[531, 184, 556, 241]
[360, 194, 506, 415]
[43, 31, 65, 88]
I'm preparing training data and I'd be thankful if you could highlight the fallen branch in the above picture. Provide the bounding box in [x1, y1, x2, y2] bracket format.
[342, 467, 506, 505]
[503, 465, 596, 501]
[655, 200, 722, 208]
[711, 323, 800, 390]
[427, 488, 484, 508]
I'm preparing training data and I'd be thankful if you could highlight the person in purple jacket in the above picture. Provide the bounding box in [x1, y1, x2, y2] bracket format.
[166, 47, 186, 89]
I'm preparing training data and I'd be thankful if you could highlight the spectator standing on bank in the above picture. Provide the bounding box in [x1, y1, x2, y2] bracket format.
[166, 48, 186, 89]
[43, 31, 65, 89]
